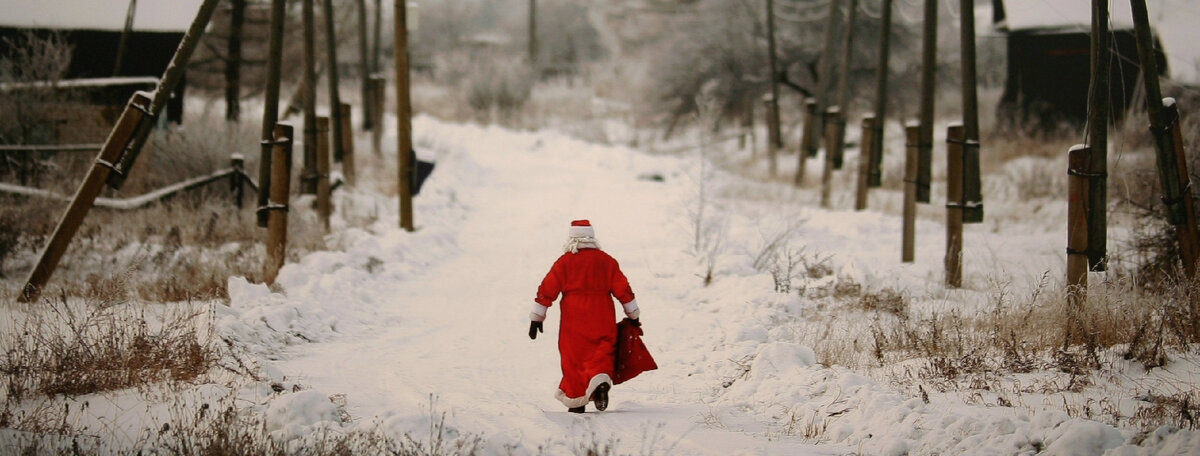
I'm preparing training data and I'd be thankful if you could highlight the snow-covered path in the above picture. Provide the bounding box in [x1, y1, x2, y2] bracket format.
[259, 122, 829, 454]
[217, 117, 1200, 455]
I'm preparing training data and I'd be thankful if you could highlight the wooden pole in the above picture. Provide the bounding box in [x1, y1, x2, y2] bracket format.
[20, 93, 151, 303]
[795, 98, 816, 186]
[225, 0, 245, 122]
[323, 0, 345, 163]
[264, 123, 294, 285]
[960, 0, 983, 224]
[902, 122, 919, 262]
[832, 0, 858, 171]
[357, 0, 372, 131]
[945, 124, 964, 288]
[373, 0, 382, 74]
[317, 116, 332, 233]
[396, 0, 414, 231]
[855, 114, 874, 210]
[1068, 145, 1090, 298]
[815, 0, 843, 154]
[371, 75, 385, 156]
[108, 0, 223, 191]
[766, 0, 782, 177]
[340, 102, 356, 186]
[529, 0, 538, 68]
[113, 0, 137, 76]
[766, 98, 779, 176]
[231, 153, 245, 209]
[916, 0, 937, 203]
[256, 0, 287, 227]
[821, 107, 841, 208]
[301, 0, 318, 195]
[1130, 0, 1200, 277]
[869, 0, 892, 188]
[1086, 0, 1110, 270]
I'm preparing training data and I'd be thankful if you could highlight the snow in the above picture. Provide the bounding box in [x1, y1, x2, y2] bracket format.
[5, 110, 1200, 453]
[198, 114, 1200, 454]
[0, 0, 205, 32]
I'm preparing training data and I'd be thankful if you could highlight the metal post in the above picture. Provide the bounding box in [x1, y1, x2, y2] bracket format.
[945, 124, 964, 288]
[264, 123, 293, 285]
[396, 0, 414, 231]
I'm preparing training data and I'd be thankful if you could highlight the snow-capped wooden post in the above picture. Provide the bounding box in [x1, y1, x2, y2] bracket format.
[396, 0, 415, 231]
[869, 0, 892, 189]
[257, 0, 287, 227]
[902, 122, 919, 263]
[264, 123, 294, 285]
[855, 114, 875, 211]
[317, 117, 332, 233]
[1130, 0, 1199, 278]
[340, 102, 356, 187]
[1067, 145, 1090, 298]
[323, 0, 345, 164]
[231, 154, 246, 209]
[916, 0, 937, 204]
[21, 0, 222, 303]
[821, 106, 842, 208]
[945, 123, 964, 288]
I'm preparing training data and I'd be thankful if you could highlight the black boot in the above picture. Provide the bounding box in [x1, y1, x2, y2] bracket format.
[591, 382, 610, 411]
[568, 406, 585, 413]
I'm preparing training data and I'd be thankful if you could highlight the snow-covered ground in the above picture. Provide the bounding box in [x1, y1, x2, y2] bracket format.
[5, 114, 1200, 454]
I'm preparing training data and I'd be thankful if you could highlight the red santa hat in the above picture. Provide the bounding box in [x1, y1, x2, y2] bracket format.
[568, 219, 596, 238]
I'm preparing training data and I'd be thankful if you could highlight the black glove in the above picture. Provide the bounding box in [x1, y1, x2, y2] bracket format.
[529, 321, 543, 340]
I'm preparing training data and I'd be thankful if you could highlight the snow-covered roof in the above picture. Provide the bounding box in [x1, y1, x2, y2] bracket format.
[0, 0, 205, 33]
[995, 0, 1200, 84]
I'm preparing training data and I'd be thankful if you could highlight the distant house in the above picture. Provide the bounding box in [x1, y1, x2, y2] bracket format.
[991, 0, 1194, 130]
[0, 0, 204, 140]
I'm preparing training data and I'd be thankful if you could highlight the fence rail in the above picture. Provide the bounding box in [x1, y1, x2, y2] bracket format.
[0, 167, 258, 210]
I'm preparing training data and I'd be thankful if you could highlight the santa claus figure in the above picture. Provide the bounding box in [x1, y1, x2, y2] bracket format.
[529, 219, 640, 413]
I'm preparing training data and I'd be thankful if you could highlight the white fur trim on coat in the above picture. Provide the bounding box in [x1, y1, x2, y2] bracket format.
[622, 299, 640, 320]
[530, 303, 548, 322]
[554, 374, 613, 408]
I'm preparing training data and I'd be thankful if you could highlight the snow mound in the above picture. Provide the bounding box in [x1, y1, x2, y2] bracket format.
[265, 390, 342, 442]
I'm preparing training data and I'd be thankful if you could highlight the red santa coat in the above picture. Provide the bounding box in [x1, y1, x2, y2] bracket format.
[534, 247, 637, 408]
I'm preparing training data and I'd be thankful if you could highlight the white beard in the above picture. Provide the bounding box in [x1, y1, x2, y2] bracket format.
[563, 236, 601, 254]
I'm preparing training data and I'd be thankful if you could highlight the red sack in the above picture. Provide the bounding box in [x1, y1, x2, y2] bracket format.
[613, 318, 658, 385]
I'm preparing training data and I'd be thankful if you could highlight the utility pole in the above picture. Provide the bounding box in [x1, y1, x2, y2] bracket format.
[766, 0, 782, 176]
[916, 0, 936, 203]
[869, 0, 892, 188]
[257, 0, 287, 227]
[1086, 0, 1110, 270]
[396, 0, 414, 231]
